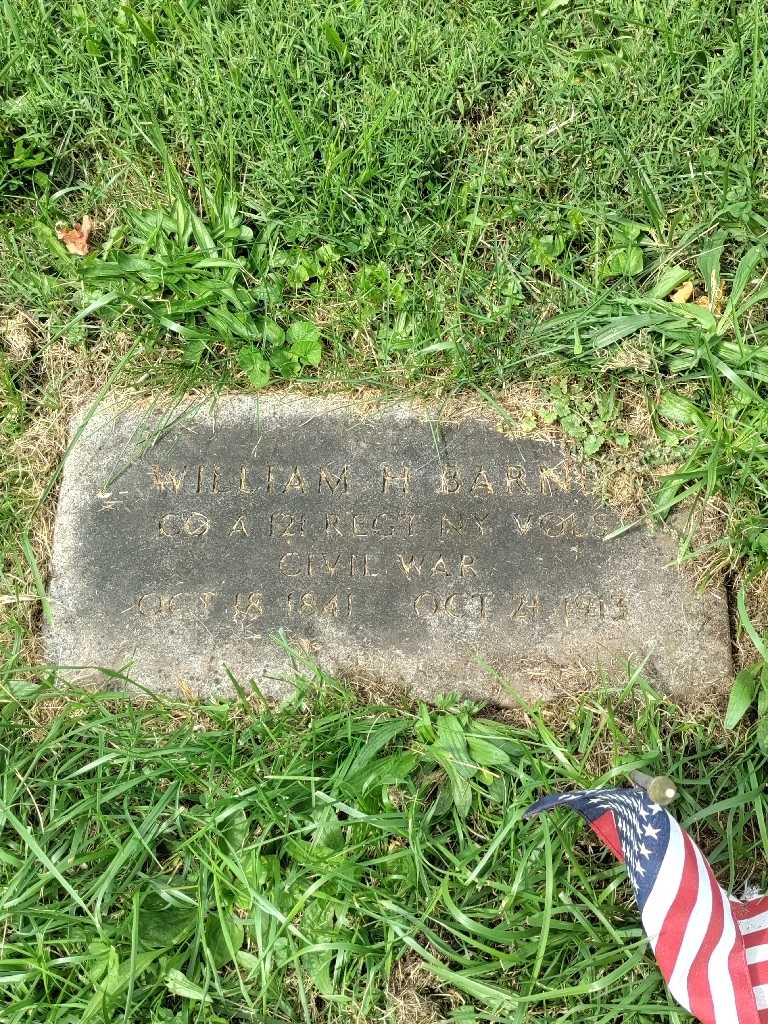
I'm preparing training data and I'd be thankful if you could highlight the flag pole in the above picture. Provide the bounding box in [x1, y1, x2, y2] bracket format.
[628, 770, 677, 806]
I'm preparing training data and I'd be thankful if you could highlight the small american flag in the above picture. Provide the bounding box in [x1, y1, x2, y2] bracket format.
[525, 787, 768, 1023]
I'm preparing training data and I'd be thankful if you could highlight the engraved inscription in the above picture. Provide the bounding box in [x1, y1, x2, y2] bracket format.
[132, 454, 623, 635]
[159, 512, 210, 537]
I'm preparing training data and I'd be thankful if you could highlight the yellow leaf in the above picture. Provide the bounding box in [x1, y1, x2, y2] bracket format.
[670, 281, 694, 304]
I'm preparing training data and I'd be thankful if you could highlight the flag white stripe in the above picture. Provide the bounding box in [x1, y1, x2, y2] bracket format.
[739, 910, 768, 935]
[754, 984, 768, 1011]
[642, 813, 686, 949]
[668, 840, 713, 1012]
[707, 884, 739, 1024]
[747, 943, 768, 965]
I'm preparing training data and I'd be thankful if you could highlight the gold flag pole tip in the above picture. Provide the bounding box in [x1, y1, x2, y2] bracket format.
[628, 770, 678, 806]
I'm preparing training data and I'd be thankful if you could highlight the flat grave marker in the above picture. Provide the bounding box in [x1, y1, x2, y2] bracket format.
[45, 396, 732, 703]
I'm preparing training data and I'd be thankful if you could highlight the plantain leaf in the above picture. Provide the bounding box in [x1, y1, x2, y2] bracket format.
[724, 665, 759, 729]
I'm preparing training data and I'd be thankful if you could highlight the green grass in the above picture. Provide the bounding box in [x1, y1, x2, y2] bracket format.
[3, 4, 768, 1020]
[1, 671, 767, 1023]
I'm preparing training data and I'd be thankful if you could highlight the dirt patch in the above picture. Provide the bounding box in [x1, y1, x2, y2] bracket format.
[1, 319, 135, 661]
[387, 952, 460, 1024]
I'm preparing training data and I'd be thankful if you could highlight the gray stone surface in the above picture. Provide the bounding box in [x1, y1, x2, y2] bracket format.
[45, 395, 732, 703]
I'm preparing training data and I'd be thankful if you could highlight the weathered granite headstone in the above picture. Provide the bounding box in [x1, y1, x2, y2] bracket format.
[45, 396, 731, 703]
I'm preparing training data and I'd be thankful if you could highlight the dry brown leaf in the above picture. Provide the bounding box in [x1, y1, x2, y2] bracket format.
[55, 214, 93, 256]
[670, 281, 694, 304]
[694, 284, 727, 314]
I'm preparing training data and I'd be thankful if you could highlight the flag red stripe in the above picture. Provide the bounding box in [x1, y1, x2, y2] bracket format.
[687, 858, 726, 1024]
[654, 831, 699, 980]
[588, 810, 623, 862]
[744, 928, 768, 949]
